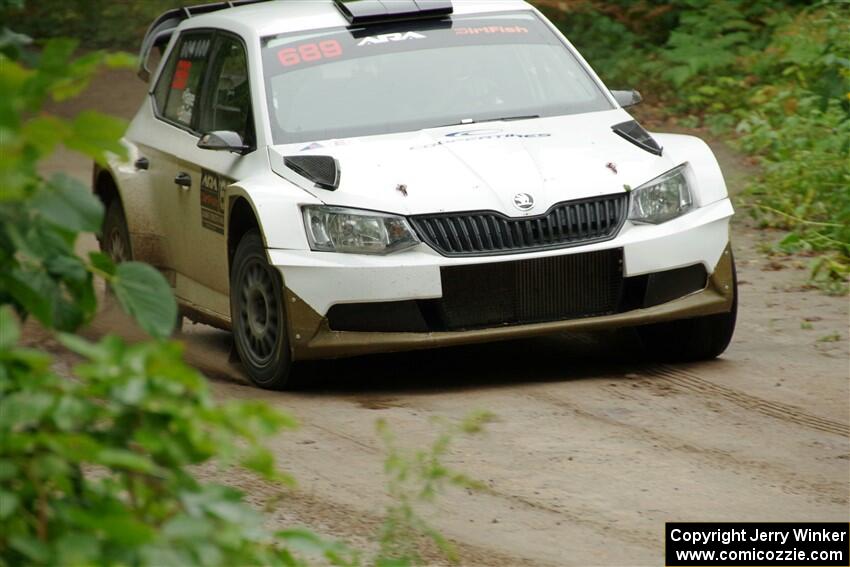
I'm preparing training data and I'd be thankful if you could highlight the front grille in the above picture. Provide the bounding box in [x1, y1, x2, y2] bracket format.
[434, 248, 624, 330]
[410, 193, 628, 257]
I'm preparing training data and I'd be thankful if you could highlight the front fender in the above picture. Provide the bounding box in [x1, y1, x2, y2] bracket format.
[653, 133, 729, 207]
[227, 173, 322, 252]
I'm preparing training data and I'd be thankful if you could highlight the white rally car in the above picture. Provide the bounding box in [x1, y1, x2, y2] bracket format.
[96, 0, 737, 389]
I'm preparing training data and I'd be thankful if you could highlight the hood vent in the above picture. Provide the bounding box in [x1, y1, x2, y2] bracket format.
[284, 155, 341, 191]
[612, 120, 663, 156]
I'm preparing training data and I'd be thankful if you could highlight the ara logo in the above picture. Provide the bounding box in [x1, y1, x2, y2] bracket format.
[358, 32, 427, 46]
[513, 193, 535, 212]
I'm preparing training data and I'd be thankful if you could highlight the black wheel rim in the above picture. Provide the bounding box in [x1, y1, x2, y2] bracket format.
[238, 259, 280, 368]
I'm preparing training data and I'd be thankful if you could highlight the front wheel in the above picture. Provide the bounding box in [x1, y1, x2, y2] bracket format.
[230, 230, 294, 390]
[101, 200, 132, 263]
[636, 256, 738, 362]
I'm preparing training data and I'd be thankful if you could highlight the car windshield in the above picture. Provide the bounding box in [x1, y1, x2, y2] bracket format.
[261, 11, 613, 144]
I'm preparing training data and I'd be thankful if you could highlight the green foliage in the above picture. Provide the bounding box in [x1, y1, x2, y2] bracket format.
[1, 34, 490, 567]
[0, 40, 173, 337]
[547, 8, 647, 89]
[547, 0, 849, 289]
[734, 5, 850, 291]
[0, 36, 308, 566]
[110, 262, 179, 339]
[0, 0, 208, 50]
[0, 310, 303, 566]
[658, 1, 777, 90]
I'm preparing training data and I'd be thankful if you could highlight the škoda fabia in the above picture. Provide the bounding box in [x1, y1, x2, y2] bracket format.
[95, 0, 737, 389]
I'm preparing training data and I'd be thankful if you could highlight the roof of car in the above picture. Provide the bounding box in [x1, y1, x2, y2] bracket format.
[180, 0, 535, 39]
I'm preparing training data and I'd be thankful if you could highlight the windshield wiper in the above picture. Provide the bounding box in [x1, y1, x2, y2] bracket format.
[435, 115, 541, 128]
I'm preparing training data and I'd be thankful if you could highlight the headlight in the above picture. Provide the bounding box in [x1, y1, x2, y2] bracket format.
[302, 206, 419, 255]
[629, 165, 694, 224]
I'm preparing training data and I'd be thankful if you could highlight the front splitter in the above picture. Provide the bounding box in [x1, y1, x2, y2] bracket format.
[283, 246, 736, 361]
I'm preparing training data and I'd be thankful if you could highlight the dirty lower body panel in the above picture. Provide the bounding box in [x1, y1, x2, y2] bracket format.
[284, 245, 735, 361]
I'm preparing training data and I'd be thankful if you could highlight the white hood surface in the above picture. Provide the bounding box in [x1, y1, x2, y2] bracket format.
[269, 110, 677, 217]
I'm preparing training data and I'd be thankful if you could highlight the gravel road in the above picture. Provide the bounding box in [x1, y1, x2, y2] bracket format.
[33, 68, 849, 566]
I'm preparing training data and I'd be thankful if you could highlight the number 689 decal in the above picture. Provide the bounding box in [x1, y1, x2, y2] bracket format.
[277, 40, 343, 67]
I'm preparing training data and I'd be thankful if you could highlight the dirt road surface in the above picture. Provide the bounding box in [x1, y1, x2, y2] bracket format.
[33, 69, 849, 566]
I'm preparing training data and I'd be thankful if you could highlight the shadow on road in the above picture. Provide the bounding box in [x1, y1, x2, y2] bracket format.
[82, 298, 737, 397]
[193, 327, 731, 396]
[293, 332, 641, 394]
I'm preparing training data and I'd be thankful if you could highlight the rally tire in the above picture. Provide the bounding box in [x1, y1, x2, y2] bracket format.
[230, 230, 295, 390]
[636, 256, 738, 362]
[101, 200, 132, 263]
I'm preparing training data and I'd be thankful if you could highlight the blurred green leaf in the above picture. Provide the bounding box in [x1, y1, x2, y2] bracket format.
[56, 332, 105, 360]
[1, 268, 59, 327]
[103, 51, 136, 69]
[88, 250, 116, 276]
[66, 111, 128, 164]
[0, 27, 31, 60]
[110, 262, 177, 339]
[95, 448, 157, 474]
[0, 488, 20, 519]
[0, 23, 318, 567]
[32, 173, 104, 233]
[161, 515, 214, 540]
[0, 305, 20, 348]
[53, 533, 100, 565]
[20, 115, 71, 157]
[0, 390, 55, 428]
[8, 534, 50, 563]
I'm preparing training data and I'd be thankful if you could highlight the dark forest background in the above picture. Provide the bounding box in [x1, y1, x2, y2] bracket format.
[4, 0, 848, 282]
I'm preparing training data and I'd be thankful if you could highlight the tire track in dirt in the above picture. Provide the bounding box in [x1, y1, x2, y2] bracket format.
[151, 324, 563, 534]
[197, 466, 557, 567]
[277, 490, 560, 567]
[648, 364, 849, 437]
[524, 389, 847, 505]
[301, 415, 659, 550]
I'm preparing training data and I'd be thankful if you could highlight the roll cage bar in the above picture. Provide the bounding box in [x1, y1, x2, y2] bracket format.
[137, 0, 271, 81]
[139, 0, 456, 81]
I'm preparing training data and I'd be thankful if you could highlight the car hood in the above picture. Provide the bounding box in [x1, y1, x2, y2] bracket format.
[268, 109, 678, 217]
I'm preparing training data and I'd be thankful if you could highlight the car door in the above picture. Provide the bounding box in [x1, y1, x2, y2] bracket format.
[140, 30, 255, 319]
[179, 33, 256, 316]
[140, 31, 214, 292]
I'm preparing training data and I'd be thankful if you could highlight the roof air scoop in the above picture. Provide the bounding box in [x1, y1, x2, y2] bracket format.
[138, 0, 272, 81]
[611, 120, 663, 156]
[333, 0, 453, 25]
[284, 156, 341, 191]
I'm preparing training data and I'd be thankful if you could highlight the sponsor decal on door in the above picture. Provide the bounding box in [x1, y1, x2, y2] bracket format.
[200, 169, 232, 234]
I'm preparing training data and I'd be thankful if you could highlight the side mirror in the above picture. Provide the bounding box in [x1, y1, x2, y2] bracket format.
[611, 89, 643, 108]
[198, 131, 250, 154]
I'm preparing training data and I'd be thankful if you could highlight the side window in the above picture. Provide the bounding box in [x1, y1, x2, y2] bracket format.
[154, 33, 213, 129]
[199, 37, 254, 146]
[152, 45, 177, 112]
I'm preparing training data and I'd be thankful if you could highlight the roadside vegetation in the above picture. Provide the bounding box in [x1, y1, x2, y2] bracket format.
[0, 18, 489, 567]
[538, 0, 850, 292]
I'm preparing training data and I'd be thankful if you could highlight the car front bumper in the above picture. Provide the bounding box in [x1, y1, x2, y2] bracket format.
[268, 199, 735, 360]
